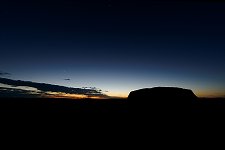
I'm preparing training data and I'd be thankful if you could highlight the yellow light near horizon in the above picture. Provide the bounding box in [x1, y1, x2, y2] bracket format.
[195, 89, 225, 98]
[106, 91, 128, 98]
[45, 92, 105, 99]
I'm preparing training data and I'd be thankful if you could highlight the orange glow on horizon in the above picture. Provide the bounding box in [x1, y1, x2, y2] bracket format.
[45, 92, 106, 99]
[106, 91, 128, 99]
[195, 89, 225, 98]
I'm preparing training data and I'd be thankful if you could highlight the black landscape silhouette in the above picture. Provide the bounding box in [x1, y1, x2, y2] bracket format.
[0, 77, 225, 113]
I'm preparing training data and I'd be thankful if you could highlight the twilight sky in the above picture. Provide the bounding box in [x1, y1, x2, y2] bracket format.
[0, 0, 225, 98]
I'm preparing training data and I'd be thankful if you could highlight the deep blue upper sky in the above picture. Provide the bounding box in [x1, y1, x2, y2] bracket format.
[0, 0, 225, 97]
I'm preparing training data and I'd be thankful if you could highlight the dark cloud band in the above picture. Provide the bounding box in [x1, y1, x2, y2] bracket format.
[0, 77, 107, 98]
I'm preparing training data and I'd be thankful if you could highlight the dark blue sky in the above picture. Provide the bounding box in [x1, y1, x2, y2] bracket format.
[0, 0, 225, 97]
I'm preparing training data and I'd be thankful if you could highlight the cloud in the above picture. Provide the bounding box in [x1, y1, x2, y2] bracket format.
[0, 71, 11, 76]
[0, 77, 108, 98]
[64, 78, 71, 81]
[0, 87, 42, 98]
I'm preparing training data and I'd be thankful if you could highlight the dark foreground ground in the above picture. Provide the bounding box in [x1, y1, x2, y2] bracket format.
[1, 97, 225, 132]
[192, 98, 225, 113]
[0, 97, 225, 114]
[0, 97, 224, 141]
[0, 98, 128, 113]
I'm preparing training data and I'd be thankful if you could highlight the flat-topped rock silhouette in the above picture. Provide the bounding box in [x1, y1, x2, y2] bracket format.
[128, 87, 198, 113]
[128, 87, 197, 100]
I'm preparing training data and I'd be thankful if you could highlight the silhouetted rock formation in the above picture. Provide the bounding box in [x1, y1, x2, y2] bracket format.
[128, 87, 197, 100]
[128, 87, 198, 113]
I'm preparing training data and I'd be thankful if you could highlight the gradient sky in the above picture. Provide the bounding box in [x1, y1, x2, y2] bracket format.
[0, 0, 225, 98]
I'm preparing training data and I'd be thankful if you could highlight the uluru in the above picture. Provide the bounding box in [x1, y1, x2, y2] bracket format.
[128, 87, 198, 112]
[128, 87, 198, 100]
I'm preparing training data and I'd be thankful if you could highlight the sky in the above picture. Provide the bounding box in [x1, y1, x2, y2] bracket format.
[0, 0, 225, 98]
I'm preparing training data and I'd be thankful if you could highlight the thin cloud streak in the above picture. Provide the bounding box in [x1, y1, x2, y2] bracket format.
[0, 71, 11, 76]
